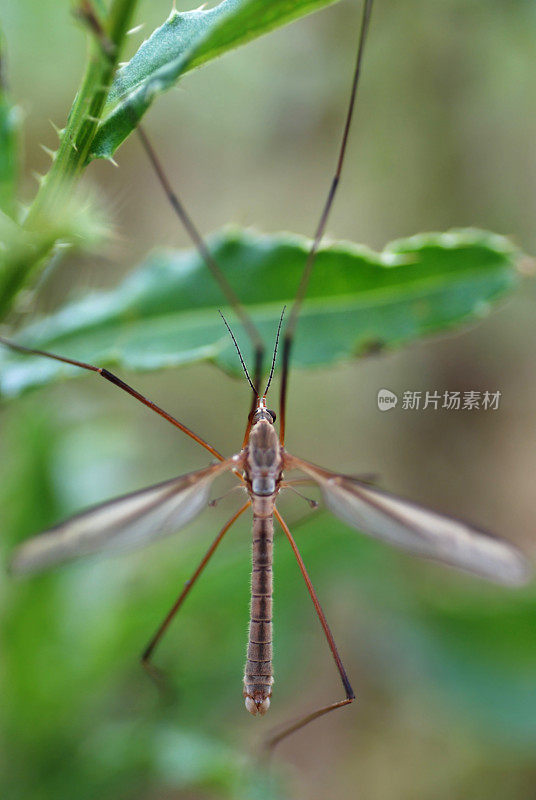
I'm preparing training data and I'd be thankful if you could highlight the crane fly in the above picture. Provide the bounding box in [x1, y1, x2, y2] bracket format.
[1, 0, 531, 750]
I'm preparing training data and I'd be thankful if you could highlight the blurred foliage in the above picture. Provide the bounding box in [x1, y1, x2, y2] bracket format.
[0, 26, 19, 218]
[1, 1, 536, 800]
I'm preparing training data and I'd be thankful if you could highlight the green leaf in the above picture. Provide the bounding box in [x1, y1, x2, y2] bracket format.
[0, 29, 20, 218]
[90, 0, 341, 160]
[0, 227, 522, 398]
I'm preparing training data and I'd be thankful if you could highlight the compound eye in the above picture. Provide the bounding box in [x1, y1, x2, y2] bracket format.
[266, 409, 277, 423]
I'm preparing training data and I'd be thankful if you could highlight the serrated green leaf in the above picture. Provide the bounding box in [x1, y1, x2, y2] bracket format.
[0, 227, 521, 398]
[90, 0, 341, 160]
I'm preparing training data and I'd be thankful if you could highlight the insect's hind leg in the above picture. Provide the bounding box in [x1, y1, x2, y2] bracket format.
[265, 508, 355, 752]
[141, 501, 251, 688]
[265, 695, 355, 753]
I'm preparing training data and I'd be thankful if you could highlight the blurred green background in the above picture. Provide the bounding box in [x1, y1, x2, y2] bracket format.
[1, 1, 536, 798]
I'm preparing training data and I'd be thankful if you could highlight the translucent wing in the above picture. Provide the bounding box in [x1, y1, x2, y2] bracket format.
[288, 456, 530, 586]
[11, 459, 237, 574]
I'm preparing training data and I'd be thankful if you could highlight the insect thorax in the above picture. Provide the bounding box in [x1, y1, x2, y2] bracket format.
[246, 419, 282, 497]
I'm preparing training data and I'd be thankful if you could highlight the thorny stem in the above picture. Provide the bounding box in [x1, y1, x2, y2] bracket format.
[25, 0, 138, 229]
[0, 1, 138, 321]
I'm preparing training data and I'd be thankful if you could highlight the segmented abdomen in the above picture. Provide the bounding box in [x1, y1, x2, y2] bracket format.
[243, 509, 274, 715]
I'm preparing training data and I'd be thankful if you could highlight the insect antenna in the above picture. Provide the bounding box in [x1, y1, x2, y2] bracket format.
[262, 305, 286, 398]
[278, 0, 374, 445]
[218, 310, 258, 397]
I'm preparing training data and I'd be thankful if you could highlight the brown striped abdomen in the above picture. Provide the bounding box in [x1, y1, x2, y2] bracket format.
[243, 510, 274, 715]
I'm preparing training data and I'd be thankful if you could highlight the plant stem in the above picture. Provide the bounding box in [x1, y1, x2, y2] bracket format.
[25, 0, 139, 230]
[0, 0, 139, 322]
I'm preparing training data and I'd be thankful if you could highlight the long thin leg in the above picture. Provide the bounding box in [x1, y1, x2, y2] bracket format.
[137, 123, 267, 420]
[141, 500, 251, 677]
[77, 3, 266, 425]
[268, 508, 355, 750]
[0, 336, 224, 461]
[279, 0, 374, 445]
[136, 125, 265, 365]
[137, 126, 266, 442]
